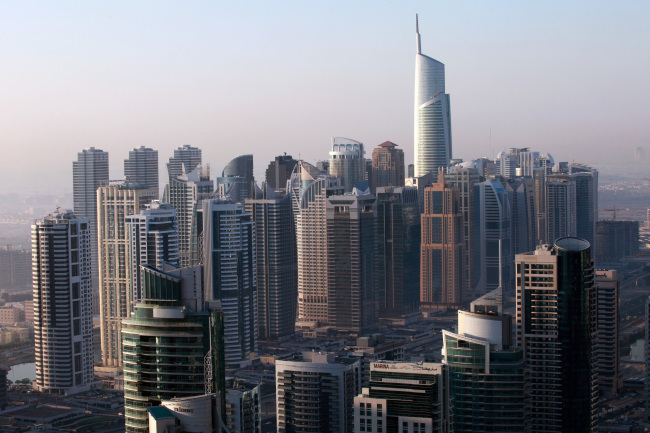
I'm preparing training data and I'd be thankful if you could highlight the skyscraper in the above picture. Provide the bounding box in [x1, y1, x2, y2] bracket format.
[166, 144, 202, 180]
[507, 178, 537, 254]
[414, 15, 452, 178]
[421, 174, 464, 306]
[326, 191, 378, 334]
[545, 174, 576, 243]
[245, 182, 297, 341]
[328, 137, 366, 192]
[375, 186, 420, 316]
[216, 154, 254, 203]
[73, 147, 109, 313]
[122, 265, 224, 433]
[97, 182, 158, 367]
[32, 209, 94, 395]
[475, 178, 512, 296]
[265, 154, 298, 190]
[124, 146, 159, 196]
[442, 288, 525, 432]
[370, 141, 405, 192]
[515, 238, 597, 432]
[125, 202, 179, 308]
[569, 164, 598, 250]
[594, 269, 620, 398]
[202, 199, 257, 367]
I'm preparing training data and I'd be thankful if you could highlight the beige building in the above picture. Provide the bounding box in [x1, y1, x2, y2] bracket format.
[370, 141, 404, 192]
[97, 182, 157, 368]
[0, 306, 22, 325]
[420, 174, 464, 306]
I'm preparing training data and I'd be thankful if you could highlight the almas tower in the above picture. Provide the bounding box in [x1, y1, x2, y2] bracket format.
[414, 14, 452, 179]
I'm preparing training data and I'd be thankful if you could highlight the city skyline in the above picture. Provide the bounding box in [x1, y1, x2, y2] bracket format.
[1, 2, 649, 195]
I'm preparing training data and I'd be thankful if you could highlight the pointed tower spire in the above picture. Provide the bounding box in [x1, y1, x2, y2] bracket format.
[415, 13, 421, 54]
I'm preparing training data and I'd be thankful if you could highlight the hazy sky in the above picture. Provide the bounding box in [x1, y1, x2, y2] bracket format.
[1, 1, 649, 195]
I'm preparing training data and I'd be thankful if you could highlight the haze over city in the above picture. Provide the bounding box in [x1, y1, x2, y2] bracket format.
[1, 1, 648, 195]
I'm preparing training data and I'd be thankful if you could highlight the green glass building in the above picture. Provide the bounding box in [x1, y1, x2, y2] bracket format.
[122, 265, 224, 433]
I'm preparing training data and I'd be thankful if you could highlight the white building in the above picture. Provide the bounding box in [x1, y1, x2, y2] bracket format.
[329, 137, 366, 192]
[124, 146, 159, 196]
[32, 209, 94, 395]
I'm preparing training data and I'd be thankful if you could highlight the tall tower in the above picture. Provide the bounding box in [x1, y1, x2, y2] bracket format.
[202, 199, 257, 367]
[125, 202, 179, 308]
[370, 141, 405, 192]
[326, 192, 378, 334]
[329, 137, 366, 192]
[245, 182, 297, 341]
[594, 269, 620, 398]
[414, 15, 452, 178]
[166, 144, 202, 181]
[421, 174, 464, 306]
[515, 238, 597, 432]
[97, 182, 158, 367]
[216, 154, 254, 203]
[73, 147, 109, 313]
[32, 209, 94, 395]
[124, 146, 159, 196]
[265, 154, 298, 190]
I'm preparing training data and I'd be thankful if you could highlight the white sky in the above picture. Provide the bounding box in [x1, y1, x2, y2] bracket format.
[1, 1, 648, 195]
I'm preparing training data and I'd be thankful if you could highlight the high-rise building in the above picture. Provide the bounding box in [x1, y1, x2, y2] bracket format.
[265, 154, 298, 190]
[225, 378, 261, 433]
[370, 141, 405, 193]
[445, 166, 480, 298]
[328, 137, 366, 192]
[125, 202, 179, 308]
[202, 199, 257, 367]
[216, 154, 254, 203]
[407, 163, 415, 178]
[124, 146, 159, 196]
[73, 147, 109, 313]
[595, 220, 639, 263]
[354, 361, 448, 433]
[0, 246, 32, 290]
[276, 352, 361, 433]
[168, 164, 214, 267]
[475, 178, 512, 296]
[646, 296, 650, 422]
[166, 144, 202, 180]
[245, 182, 297, 341]
[594, 269, 620, 398]
[32, 209, 94, 395]
[507, 178, 537, 254]
[414, 15, 451, 178]
[375, 186, 420, 317]
[442, 288, 525, 432]
[97, 182, 158, 367]
[326, 191, 377, 334]
[545, 174, 576, 243]
[148, 394, 222, 433]
[569, 164, 598, 250]
[515, 238, 597, 432]
[421, 174, 464, 306]
[122, 265, 224, 433]
[291, 163, 343, 327]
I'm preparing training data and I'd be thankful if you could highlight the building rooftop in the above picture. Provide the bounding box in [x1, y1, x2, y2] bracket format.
[148, 405, 174, 420]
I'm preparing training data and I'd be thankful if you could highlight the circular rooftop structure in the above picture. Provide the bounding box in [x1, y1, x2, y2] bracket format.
[554, 237, 590, 252]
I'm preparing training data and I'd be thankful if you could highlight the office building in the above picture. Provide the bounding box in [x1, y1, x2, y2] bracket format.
[97, 182, 158, 367]
[166, 144, 202, 180]
[507, 178, 537, 254]
[0, 246, 32, 290]
[202, 199, 257, 367]
[122, 265, 224, 433]
[421, 174, 464, 306]
[545, 174, 576, 243]
[594, 270, 620, 397]
[375, 186, 420, 316]
[595, 220, 639, 263]
[124, 146, 159, 196]
[445, 166, 480, 297]
[73, 147, 109, 313]
[442, 288, 525, 432]
[216, 154, 254, 203]
[276, 352, 361, 433]
[245, 182, 297, 341]
[370, 141, 405, 192]
[414, 15, 451, 178]
[168, 164, 214, 267]
[225, 378, 261, 433]
[265, 154, 298, 190]
[125, 202, 179, 308]
[568, 165, 598, 249]
[291, 162, 343, 327]
[515, 238, 597, 432]
[354, 361, 447, 433]
[326, 191, 378, 334]
[408, 163, 414, 178]
[32, 209, 93, 395]
[329, 137, 366, 192]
